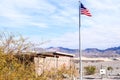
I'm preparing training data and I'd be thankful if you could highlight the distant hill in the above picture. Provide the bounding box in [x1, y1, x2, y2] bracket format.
[46, 46, 120, 57]
[46, 47, 78, 54]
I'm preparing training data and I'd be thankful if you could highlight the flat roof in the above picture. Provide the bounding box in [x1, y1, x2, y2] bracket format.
[36, 51, 74, 57]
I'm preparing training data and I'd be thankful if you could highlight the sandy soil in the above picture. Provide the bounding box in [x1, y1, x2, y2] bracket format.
[75, 59, 120, 80]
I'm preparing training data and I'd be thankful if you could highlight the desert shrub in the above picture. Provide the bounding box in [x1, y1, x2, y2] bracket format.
[40, 64, 78, 80]
[0, 52, 36, 80]
[0, 52, 78, 80]
[0, 32, 33, 54]
[0, 32, 37, 79]
[84, 66, 96, 75]
[107, 66, 113, 74]
[56, 64, 78, 80]
[107, 66, 113, 71]
[0, 32, 78, 79]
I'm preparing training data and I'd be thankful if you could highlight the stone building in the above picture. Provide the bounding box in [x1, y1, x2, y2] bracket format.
[34, 51, 75, 76]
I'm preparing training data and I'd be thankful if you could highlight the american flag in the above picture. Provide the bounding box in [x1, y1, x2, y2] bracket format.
[80, 3, 92, 17]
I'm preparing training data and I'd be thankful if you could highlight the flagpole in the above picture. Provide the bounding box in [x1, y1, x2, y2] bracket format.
[79, 1, 82, 80]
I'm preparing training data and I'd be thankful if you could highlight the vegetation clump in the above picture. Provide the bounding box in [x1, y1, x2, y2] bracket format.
[84, 66, 96, 75]
[0, 32, 78, 80]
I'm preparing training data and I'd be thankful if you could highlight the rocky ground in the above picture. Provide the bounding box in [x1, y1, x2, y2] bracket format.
[75, 60, 120, 80]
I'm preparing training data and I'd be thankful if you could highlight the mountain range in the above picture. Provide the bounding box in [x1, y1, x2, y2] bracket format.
[46, 46, 120, 57]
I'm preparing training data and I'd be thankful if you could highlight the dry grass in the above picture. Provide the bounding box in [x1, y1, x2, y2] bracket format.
[0, 32, 78, 80]
[0, 52, 78, 80]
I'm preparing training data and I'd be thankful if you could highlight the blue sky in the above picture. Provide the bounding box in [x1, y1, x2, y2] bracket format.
[0, 0, 120, 49]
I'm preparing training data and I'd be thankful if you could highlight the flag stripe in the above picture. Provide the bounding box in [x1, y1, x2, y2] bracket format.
[80, 3, 92, 17]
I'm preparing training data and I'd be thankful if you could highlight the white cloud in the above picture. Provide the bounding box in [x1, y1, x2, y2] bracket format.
[43, 0, 120, 49]
[81, 20, 120, 49]
[40, 32, 79, 48]
[0, 0, 56, 28]
[27, 0, 120, 49]
[30, 22, 48, 28]
[42, 24, 120, 49]
[0, 0, 120, 49]
[88, 0, 120, 10]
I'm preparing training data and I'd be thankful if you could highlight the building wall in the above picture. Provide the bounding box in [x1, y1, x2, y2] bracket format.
[34, 56, 73, 76]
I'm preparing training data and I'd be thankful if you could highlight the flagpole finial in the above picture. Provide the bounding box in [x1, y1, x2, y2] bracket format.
[78, 1, 81, 7]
